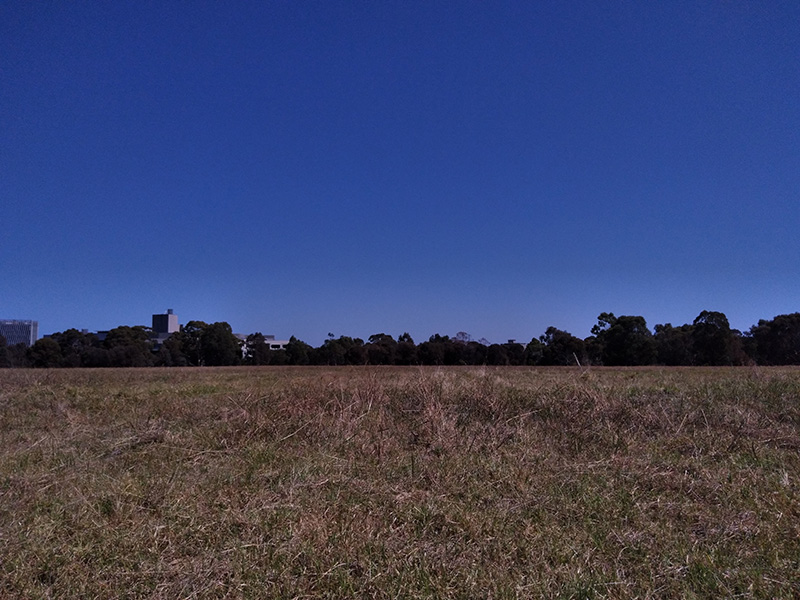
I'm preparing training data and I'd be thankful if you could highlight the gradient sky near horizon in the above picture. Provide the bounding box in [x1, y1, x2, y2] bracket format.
[2, 1, 799, 345]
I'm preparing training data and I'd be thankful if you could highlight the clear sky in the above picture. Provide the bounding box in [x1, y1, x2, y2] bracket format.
[3, 1, 799, 345]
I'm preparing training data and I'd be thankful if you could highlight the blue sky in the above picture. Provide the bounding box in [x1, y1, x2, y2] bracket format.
[2, 1, 799, 345]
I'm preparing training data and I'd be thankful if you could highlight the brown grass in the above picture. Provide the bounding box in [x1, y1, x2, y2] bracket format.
[1, 366, 799, 598]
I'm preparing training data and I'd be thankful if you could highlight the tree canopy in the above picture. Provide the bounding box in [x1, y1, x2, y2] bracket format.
[14, 309, 800, 368]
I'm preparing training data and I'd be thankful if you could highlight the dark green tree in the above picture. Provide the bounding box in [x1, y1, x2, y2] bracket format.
[200, 322, 241, 366]
[244, 333, 272, 366]
[286, 336, 312, 365]
[315, 337, 345, 365]
[443, 337, 468, 365]
[0, 334, 9, 368]
[486, 344, 509, 365]
[524, 337, 544, 365]
[503, 341, 525, 365]
[153, 333, 188, 367]
[6, 342, 31, 367]
[365, 333, 397, 365]
[315, 336, 365, 365]
[104, 326, 154, 367]
[395, 332, 417, 365]
[539, 327, 586, 366]
[692, 311, 738, 366]
[50, 329, 101, 368]
[344, 338, 368, 365]
[583, 335, 604, 365]
[590, 313, 656, 365]
[179, 321, 209, 366]
[28, 337, 63, 368]
[459, 340, 487, 365]
[269, 349, 289, 365]
[654, 323, 694, 365]
[748, 313, 800, 365]
[418, 334, 449, 365]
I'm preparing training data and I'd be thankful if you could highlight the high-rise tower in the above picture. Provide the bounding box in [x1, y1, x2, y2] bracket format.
[0, 320, 38, 347]
[152, 309, 179, 335]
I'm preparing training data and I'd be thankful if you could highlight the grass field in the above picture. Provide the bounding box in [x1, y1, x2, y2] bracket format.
[1, 366, 799, 598]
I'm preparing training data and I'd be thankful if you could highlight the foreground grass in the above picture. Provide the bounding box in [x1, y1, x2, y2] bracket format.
[0, 366, 798, 598]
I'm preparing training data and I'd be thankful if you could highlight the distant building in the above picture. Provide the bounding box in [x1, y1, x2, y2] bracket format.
[263, 335, 289, 350]
[153, 309, 179, 335]
[0, 320, 39, 347]
[152, 309, 180, 348]
[234, 333, 289, 350]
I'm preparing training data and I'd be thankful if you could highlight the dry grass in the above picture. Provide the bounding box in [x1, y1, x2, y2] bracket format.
[1, 366, 798, 598]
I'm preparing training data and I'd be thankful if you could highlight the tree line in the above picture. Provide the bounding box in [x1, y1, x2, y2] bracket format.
[2, 310, 800, 368]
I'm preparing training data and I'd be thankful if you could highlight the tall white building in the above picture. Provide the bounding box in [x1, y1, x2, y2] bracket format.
[0, 320, 38, 347]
